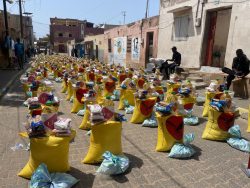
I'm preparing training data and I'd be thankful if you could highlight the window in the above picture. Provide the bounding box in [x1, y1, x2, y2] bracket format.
[58, 33, 63, 37]
[108, 39, 112, 52]
[174, 15, 189, 41]
[69, 34, 72, 37]
[127, 38, 132, 53]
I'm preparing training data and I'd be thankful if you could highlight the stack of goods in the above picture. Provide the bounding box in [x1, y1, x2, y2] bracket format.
[202, 80, 223, 117]
[177, 85, 198, 125]
[52, 118, 72, 137]
[130, 88, 157, 124]
[89, 104, 105, 125]
[202, 91, 235, 141]
[118, 78, 136, 110]
[26, 115, 46, 138]
[155, 101, 197, 159]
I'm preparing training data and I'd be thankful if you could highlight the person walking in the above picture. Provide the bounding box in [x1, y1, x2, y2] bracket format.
[222, 49, 250, 90]
[14, 38, 24, 70]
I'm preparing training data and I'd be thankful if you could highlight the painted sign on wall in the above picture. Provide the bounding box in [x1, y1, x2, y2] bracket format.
[131, 37, 140, 61]
[113, 37, 127, 66]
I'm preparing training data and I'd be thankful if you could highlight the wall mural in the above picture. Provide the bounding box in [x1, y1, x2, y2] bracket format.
[131, 37, 140, 61]
[113, 37, 127, 66]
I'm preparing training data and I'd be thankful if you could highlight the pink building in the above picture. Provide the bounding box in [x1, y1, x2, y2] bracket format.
[104, 16, 159, 69]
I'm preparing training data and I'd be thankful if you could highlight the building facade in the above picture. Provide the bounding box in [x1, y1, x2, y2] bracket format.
[50, 17, 104, 53]
[84, 34, 105, 62]
[103, 16, 159, 69]
[158, 0, 250, 69]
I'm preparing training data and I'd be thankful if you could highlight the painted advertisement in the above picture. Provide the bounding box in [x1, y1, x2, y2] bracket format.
[131, 37, 140, 61]
[113, 37, 127, 66]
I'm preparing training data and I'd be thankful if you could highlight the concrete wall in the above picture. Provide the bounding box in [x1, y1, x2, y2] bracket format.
[103, 16, 159, 69]
[158, 0, 250, 69]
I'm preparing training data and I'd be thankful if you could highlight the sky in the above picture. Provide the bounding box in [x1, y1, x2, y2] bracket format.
[0, 0, 160, 38]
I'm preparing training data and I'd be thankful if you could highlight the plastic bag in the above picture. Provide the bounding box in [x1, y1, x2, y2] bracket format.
[227, 125, 250, 153]
[96, 151, 129, 175]
[70, 96, 74, 103]
[111, 90, 120, 101]
[30, 163, 79, 188]
[184, 117, 199, 125]
[77, 109, 85, 116]
[142, 119, 157, 128]
[125, 106, 134, 114]
[168, 133, 196, 158]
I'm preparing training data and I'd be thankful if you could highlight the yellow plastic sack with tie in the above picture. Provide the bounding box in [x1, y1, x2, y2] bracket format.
[79, 105, 92, 130]
[202, 106, 235, 141]
[247, 105, 250, 132]
[61, 79, 68, 93]
[71, 88, 88, 113]
[178, 96, 196, 111]
[41, 104, 59, 114]
[202, 92, 223, 117]
[118, 89, 135, 110]
[103, 81, 116, 98]
[66, 81, 73, 101]
[82, 121, 122, 164]
[18, 130, 76, 179]
[156, 113, 184, 152]
[165, 92, 178, 104]
[130, 97, 157, 124]
[166, 83, 181, 94]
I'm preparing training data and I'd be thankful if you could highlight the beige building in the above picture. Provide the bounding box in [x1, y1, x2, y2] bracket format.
[158, 0, 250, 69]
[84, 34, 105, 62]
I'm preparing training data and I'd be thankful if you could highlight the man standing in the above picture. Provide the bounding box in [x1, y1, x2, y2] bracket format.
[14, 38, 24, 70]
[222, 49, 250, 90]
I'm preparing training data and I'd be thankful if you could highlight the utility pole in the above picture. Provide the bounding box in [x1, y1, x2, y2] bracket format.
[145, 0, 149, 19]
[122, 11, 126, 25]
[19, 0, 24, 39]
[3, 0, 9, 36]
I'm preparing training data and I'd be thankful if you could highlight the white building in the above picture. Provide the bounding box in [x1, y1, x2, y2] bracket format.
[158, 0, 250, 69]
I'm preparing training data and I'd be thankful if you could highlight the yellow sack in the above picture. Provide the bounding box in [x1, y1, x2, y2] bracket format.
[71, 88, 88, 113]
[61, 79, 68, 93]
[79, 107, 91, 130]
[118, 74, 127, 85]
[165, 92, 178, 104]
[156, 113, 184, 152]
[202, 92, 223, 117]
[166, 83, 181, 94]
[103, 81, 116, 97]
[137, 78, 146, 89]
[118, 89, 135, 110]
[85, 72, 95, 82]
[23, 83, 29, 93]
[202, 106, 235, 141]
[247, 105, 250, 132]
[178, 96, 196, 111]
[41, 104, 59, 114]
[130, 97, 156, 124]
[83, 121, 122, 164]
[18, 130, 76, 179]
[66, 81, 73, 101]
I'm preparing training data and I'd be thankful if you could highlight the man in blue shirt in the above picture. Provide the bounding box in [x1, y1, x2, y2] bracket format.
[14, 38, 24, 70]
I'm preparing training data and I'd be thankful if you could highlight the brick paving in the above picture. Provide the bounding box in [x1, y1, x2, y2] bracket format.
[0, 76, 250, 188]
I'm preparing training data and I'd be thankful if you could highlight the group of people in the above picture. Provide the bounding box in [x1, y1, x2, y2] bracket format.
[159, 46, 249, 90]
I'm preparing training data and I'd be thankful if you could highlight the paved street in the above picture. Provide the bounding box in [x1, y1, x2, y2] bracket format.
[0, 75, 250, 188]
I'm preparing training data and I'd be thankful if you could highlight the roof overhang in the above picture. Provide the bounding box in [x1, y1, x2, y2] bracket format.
[167, 6, 192, 13]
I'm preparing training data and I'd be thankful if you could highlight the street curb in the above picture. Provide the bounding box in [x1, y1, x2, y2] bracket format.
[0, 65, 30, 100]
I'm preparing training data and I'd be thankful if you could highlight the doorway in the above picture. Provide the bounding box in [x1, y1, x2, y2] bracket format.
[202, 8, 232, 67]
[145, 32, 154, 64]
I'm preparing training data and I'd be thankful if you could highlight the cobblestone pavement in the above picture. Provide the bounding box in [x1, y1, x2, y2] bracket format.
[0, 77, 250, 188]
